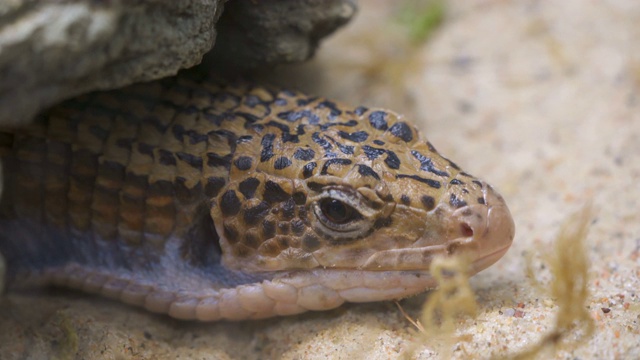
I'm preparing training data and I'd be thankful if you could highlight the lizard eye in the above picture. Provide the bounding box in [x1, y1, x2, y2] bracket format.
[311, 187, 370, 237]
[319, 198, 357, 225]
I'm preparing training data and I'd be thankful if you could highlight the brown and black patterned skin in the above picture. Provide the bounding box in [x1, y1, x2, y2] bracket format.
[0, 74, 515, 321]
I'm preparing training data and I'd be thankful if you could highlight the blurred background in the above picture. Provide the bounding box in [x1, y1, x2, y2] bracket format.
[1, 0, 639, 358]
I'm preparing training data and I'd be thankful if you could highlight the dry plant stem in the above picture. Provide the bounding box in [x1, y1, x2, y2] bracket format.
[506, 204, 595, 360]
[404, 254, 478, 359]
[420, 254, 478, 335]
[395, 301, 425, 333]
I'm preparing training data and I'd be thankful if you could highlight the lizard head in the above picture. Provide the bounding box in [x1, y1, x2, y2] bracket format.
[210, 90, 514, 305]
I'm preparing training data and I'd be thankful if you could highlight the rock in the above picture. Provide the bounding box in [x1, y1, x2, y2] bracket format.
[206, 0, 357, 70]
[0, 0, 223, 126]
[0, 0, 357, 126]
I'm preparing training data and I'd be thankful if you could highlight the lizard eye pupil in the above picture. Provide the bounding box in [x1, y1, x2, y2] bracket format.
[319, 198, 353, 224]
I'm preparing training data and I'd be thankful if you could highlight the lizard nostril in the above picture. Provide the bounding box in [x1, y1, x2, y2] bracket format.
[460, 223, 473, 238]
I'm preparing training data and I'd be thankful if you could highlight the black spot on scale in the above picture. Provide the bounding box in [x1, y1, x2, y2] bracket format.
[316, 100, 342, 117]
[213, 91, 242, 106]
[277, 110, 320, 125]
[411, 150, 449, 177]
[208, 130, 238, 149]
[233, 156, 253, 170]
[396, 174, 441, 189]
[260, 133, 276, 162]
[282, 198, 296, 220]
[306, 182, 324, 193]
[265, 121, 291, 133]
[262, 220, 276, 238]
[373, 140, 385, 146]
[312, 132, 333, 152]
[292, 192, 307, 205]
[354, 106, 368, 116]
[205, 177, 226, 198]
[282, 89, 296, 97]
[449, 179, 464, 185]
[336, 142, 355, 155]
[235, 112, 261, 124]
[266, 121, 299, 143]
[220, 190, 241, 216]
[171, 124, 186, 141]
[243, 95, 261, 107]
[357, 164, 380, 180]
[294, 148, 316, 161]
[449, 194, 467, 208]
[460, 172, 473, 177]
[421, 195, 435, 211]
[368, 111, 389, 130]
[263, 181, 291, 204]
[243, 201, 270, 225]
[384, 151, 401, 170]
[282, 133, 299, 143]
[477, 197, 486, 205]
[291, 219, 305, 235]
[400, 194, 411, 205]
[320, 158, 352, 175]
[472, 180, 483, 188]
[319, 120, 358, 131]
[206, 153, 232, 169]
[302, 162, 317, 179]
[338, 130, 368, 143]
[362, 145, 385, 160]
[296, 96, 318, 106]
[142, 115, 169, 133]
[157, 149, 176, 166]
[186, 130, 208, 144]
[174, 176, 202, 203]
[239, 177, 260, 199]
[203, 112, 229, 126]
[274, 157, 292, 170]
[176, 152, 203, 170]
[297, 206, 307, 219]
[389, 122, 414, 143]
[237, 135, 253, 143]
[251, 124, 264, 132]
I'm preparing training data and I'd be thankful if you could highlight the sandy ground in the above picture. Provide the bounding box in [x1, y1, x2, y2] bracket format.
[1, 0, 640, 359]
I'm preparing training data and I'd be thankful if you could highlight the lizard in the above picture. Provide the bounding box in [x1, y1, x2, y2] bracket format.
[0, 73, 515, 321]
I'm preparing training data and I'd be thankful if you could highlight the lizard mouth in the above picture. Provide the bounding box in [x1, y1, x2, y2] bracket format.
[359, 187, 515, 273]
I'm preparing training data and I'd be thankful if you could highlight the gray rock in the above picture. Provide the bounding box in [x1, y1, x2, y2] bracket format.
[0, 0, 223, 126]
[0, 0, 356, 126]
[206, 0, 357, 70]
